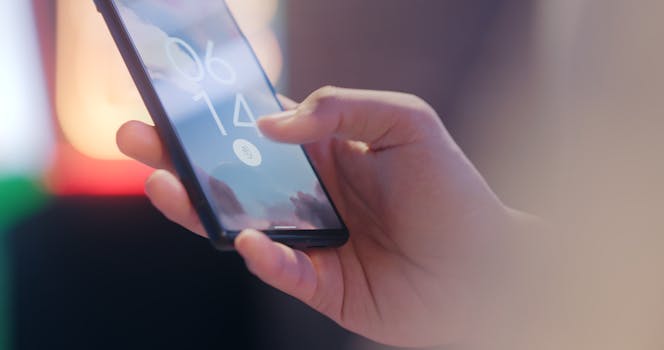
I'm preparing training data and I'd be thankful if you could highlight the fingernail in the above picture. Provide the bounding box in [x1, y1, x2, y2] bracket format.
[260, 109, 298, 122]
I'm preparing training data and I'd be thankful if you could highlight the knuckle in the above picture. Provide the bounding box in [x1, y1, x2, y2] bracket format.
[314, 85, 340, 99]
[309, 85, 342, 112]
[402, 93, 435, 116]
[402, 94, 439, 124]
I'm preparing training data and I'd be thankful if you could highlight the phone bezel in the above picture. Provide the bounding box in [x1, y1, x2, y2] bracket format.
[94, 0, 349, 250]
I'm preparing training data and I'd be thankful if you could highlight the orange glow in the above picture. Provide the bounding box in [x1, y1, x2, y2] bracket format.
[56, 0, 151, 161]
[50, 0, 151, 195]
[50, 0, 284, 196]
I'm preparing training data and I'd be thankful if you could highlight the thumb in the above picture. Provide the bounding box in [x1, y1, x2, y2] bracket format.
[258, 87, 442, 149]
[235, 229, 318, 303]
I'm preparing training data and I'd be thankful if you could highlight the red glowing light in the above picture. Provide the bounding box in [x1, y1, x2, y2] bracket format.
[46, 142, 152, 196]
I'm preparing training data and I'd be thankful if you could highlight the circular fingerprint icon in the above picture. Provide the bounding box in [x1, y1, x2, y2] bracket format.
[232, 138, 262, 167]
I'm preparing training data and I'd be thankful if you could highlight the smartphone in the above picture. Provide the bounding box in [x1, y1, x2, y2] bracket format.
[94, 0, 348, 250]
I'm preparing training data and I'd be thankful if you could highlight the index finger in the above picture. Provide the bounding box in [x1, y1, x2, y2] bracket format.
[258, 87, 442, 149]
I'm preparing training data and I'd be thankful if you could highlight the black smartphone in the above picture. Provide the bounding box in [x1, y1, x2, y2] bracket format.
[94, 0, 348, 250]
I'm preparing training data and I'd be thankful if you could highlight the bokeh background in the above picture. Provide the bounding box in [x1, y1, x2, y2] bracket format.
[2, 1, 663, 349]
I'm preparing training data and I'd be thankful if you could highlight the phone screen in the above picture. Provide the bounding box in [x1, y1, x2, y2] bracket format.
[111, 0, 343, 232]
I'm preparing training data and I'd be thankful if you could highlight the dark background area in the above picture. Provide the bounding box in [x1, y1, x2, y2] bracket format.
[10, 197, 353, 349]
[9, 1, 536, 349]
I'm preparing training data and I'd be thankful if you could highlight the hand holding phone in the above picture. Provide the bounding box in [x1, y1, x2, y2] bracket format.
[118, 85, 536, 348]
[104, 0, 537, 347]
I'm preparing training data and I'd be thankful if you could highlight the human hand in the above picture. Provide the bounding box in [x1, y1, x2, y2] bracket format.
[117, 87, 531, 348]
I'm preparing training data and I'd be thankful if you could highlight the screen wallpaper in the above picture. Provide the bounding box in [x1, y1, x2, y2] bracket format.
[113, 0, 342, 231]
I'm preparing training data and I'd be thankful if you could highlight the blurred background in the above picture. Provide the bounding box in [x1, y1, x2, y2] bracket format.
[1, 0, 663, 349]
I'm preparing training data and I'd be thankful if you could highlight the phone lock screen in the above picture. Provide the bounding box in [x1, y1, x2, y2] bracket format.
[111, 0, 344, 234]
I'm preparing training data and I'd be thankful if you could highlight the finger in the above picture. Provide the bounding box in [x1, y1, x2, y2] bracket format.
[145, 169, 207, 237]
[117, 120, 172, 170]
[258, 86, 442, 149]
[235, 230, 318, 303]
[277, 94, 299, 110]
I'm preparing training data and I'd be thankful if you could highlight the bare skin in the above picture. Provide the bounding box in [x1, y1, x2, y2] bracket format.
[117, 87, 532, 348]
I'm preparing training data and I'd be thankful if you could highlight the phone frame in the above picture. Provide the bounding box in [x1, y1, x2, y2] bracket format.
[94, 0, 348, 250]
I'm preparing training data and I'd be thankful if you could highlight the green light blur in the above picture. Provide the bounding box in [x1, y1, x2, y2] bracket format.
[0, 177, 48, 350]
